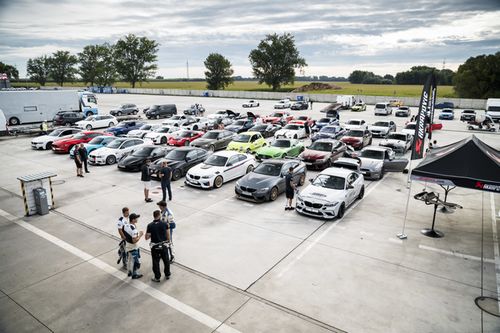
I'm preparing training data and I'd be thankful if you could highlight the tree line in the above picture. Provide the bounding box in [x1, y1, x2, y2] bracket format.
[348, 67, 454, 85]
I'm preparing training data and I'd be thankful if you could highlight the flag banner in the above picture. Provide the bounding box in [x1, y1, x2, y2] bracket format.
[427, 75, 437, 140]
[411, 73, 436, 160]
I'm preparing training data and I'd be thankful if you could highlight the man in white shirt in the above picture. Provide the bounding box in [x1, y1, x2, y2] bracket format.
[117, 207, 129, 270]
[123, 213, 144, 279]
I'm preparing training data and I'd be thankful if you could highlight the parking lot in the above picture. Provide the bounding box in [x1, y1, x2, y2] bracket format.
[0, 94, 499, 332]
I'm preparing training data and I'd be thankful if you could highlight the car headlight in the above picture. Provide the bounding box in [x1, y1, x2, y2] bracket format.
[235, 182, 241, 188]
[274, 153, 281, 157]
[324, 202, 339, 207]
[258, 187, 269, 192]
[297, 196, 304, 202]
[201, 175, 211, 179]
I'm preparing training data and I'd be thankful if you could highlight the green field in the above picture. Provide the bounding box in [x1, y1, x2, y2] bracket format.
[12, 80, 457, 98]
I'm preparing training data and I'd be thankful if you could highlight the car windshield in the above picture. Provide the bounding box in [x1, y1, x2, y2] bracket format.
[387, 134, 407, 141]
[309, 141, 333, 152]
[250, 125, 267, 131]
[399, 106, 409, 110]
[254, 163, 282, 176]
[312, 174, 345, 190]
[149, 105, 159, 111]
[139, 124, 151, 130]
[318, 118, 330, 123]
[166, 150, 187, 161]
[373, 122, 389, 127]
[155, 127, 171, 133]
[204, 155, 228, 166]
[233, 120, 245, 126]
[178, 131, 192, 138]
[116, 122, 129, 127]
[442, 110, 453, 113]
[405, 124, 416, 130]
[48, 129, 65, 136]
[463, 110, 475, 114]
[297, 116, 307, 120]
[234, 134, 250, 143]
[320, 126, 337, 133]
[107, 139, 126, 149]
[84, 116, 95, 121]
[284, 125, 299, 130]
[132, 146, 155, 157]
[361, 150, 384, 159]
[202, 132, 219, 139]
[272, 140, 291, 148]
[271, 113, 283, 117]
[375, 104, 386, 108]
[355, 103, 363, 106]
[347, 130, 363, 137]
[88, 136, 106, 144]
[73, 133, 87, 139]
[170, 116, 182, 120]
[348, 120, 361, 125]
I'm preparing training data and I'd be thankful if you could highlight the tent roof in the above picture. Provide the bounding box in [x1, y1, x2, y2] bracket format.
[411, 135, 500, 192]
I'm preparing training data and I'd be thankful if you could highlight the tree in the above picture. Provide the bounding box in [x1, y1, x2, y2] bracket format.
[0, 62, 19, 80]
[49, 50, 78, 86]
[26, 56, 52, 86]
[383, 74, 395, 82]
[454, 52, 500, 98]
[204, 53, 234, 90]
[78, 45, 101, 86]
[249, 33, 306, 91]
[114, 34, 159, 88]
[94, 43, 117, 86]
[395, 66, 455, 85]
[348, 70, 375, 84]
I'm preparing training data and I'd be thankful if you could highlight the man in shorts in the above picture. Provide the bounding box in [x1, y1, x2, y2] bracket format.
[141, 159, 153, 202]
[284, 167, 296, 210]
[117, 207, 129, 270]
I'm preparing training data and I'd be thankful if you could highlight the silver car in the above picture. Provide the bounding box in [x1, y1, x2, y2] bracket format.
[358, 147, 408, 180]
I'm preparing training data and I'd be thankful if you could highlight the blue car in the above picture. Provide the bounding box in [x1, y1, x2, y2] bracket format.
[69, 135, 116, 158]
[439, 109, 455, 120]
[312, 117, 339, 132]
[105, 120, 145, 136]
[311, 125, 346, 142]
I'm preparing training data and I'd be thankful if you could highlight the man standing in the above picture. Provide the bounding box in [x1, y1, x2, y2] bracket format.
[284, 167, 296, 211]
[79, 143, 89, 173]
[310, 100, 313, 110]
[304, 121, 310, 138]
[146, 210, 171, 282]
[123, 213, 144, 279]
[157, 200, 175, 262]
[117, 207, 129, 270]
[141, 159, 153, 202]
[160, 161, 172, 201]
[74, 144, 83, 177]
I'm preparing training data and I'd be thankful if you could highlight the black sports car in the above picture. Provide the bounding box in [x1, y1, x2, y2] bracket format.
[117, 145, 172, 171]
[290, 101, 309, 110]
[149, 147, 208, 181]
[190, 130, 235, 152]
[248, 124, 282, 138]
[225, 118, 255, 133]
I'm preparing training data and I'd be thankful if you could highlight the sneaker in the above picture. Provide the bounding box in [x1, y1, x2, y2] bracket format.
[85, 171, 90, 173]
[131, 274, 143, 279]
[169, 256, 175, 263]
[165, 274, 171, 280]
[127, 271, 132, 277]
[145, 198, 153, 203]
[151, 277, 161, 282]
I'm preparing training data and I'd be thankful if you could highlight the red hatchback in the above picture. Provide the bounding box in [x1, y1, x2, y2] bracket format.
[51, 131, 112, 153]
[340, 129, 372, 150]
[167, 130, 204, 147]
[262, 111, 293, 125]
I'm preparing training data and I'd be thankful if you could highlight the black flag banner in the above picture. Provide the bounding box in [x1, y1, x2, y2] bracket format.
[411, 73, 437, 160]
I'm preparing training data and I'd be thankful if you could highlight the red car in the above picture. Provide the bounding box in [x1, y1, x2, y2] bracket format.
[51, 131, 112, 153]
[167, 130, 204, 147]
[290, 115, 315, 127]
[262, 111, 293, 125]
[340, 129, 372, 150]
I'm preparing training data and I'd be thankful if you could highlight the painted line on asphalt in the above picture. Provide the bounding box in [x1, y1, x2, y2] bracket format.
[0, 209, 241, 333]
[490, 193, 500, 311]
[276, 180, 385, 279]
[418, 244, 494, 264]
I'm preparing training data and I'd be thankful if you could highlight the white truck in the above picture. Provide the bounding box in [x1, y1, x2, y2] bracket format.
[0, 90, 99, 126]
[486, 98, 500, 122]
[336, 95, 355, 109]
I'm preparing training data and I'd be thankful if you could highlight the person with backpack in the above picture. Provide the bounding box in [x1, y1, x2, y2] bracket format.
[157, 200, 175, 262]
[146, 210, 171, 282]
[117, 207, 129, 270]
[123, 213, 144, 279]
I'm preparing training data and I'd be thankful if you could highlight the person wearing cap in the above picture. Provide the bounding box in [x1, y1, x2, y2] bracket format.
[146, 210, 171, 282]
[123, 213, 144, 279]
[117, 207, 129, 270]
[141, 159, 153, 202]
[157, 200, 175, 262]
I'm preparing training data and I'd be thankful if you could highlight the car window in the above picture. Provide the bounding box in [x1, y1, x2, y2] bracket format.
[227, 155, 239, 165]
[186, 150, 197, 160]
[237, 154, 247, 162]
[250, 135, 258, 142]
[196, 150, 206, 159]
[61, 130, 72, 136]
[121, 141, 134, 148]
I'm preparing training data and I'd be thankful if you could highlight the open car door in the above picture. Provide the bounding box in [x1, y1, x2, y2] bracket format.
[383, 150, 408, 172]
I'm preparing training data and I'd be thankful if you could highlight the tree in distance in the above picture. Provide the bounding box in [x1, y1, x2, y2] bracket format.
[91, 43, 118, 86]
[249, 33, 307, 91]
[49, 50, 78, 86]
[26, 56, 52, 86]
[0, 62, 19, 80]
[454, 52, 500, 98]
[114, 34, 159, 88]
[204, 53, 234, 90]
[79, 44, 116, 86]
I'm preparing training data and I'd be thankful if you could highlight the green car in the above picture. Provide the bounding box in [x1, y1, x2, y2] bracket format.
[255, 138, 304, 160]
[227, 131, 267, 153]
[351, 102, 367, 112]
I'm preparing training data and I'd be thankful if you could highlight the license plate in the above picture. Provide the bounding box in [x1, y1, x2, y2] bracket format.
[241, 191, 251, 196]
[305, 162, 312, 165]
[306, 208, 319, 213]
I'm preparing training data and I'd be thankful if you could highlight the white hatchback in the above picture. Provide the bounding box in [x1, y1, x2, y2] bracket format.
[76, 115, 117, 130]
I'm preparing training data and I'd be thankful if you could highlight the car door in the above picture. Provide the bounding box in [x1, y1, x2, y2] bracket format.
[345, 173, 359, 205]
[224, 154, 241, 180]
[383, 150, 409, 172]
[117, 140, 134, 159]
[184, 150, 199, 172]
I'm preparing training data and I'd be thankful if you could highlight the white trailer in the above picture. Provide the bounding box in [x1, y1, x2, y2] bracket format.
[336, 95, 355, 109]
[0, 109, 6, 135]
[0, 90, 98, 126]
[486, 98, 500, 122]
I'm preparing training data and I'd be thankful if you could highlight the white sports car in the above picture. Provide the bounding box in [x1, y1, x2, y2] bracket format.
[31, 127, 81, 150]
[274, 124, 306, 139]
[89, 138, 144, 165]
[402, 122, 417, 136]
[379, 132, 413, 153]
[274, 99, 291, 109]
[127, 124, 161, 138]
[143, 126, 180, 144]
[185, 151, 257, 189]
[181, 117, 212, 131]
[242, 100, 260, 108]
[344, 119, 368, 130]
[162, 115, 196, 127]
[296, 167, 365, 219]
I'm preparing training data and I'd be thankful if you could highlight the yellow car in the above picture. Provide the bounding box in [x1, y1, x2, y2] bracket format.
[227, 131, 267, 153]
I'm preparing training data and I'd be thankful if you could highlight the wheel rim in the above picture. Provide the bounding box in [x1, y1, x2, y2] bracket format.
[107, 156, 116, 164]
[46, 142, 52, 150]
[184, 141, 190, 146]
[209, 145, 215, 152]
[160, 137, 167, 144]
[109, 123, 114, 127]
[214, 176, 223, 188]
[246, 165, 253, 173]
[86, 125, 92, 130]
[173, 169, 181, 180]
[117, 112, 122, 116]
[156, 115, 160, 119]
[270, 187, 278, 201]
[65, 122, 71, 126]
[10, 118, 19, 125]
[299, 175, 305, 185]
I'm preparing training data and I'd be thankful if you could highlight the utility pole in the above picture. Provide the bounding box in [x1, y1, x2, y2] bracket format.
[186, 60, 189, 81]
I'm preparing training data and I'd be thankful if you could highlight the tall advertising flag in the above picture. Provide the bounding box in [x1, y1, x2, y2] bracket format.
[411, 73, 437, 160]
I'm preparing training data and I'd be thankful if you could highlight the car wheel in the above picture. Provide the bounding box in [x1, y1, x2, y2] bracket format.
[358, 186, 365, 199]
[45, 142, 52, 150]
[337, 203, 345, 219]
[109, 122, 115, 127]
[294, 134, 298, 139]
[133, 110, 138, 115]
[214, 175, 223, 188]
[298, 174, 305, 186]
[208, 145, 215, 152]
[117, 111, 122, 116]
[86, 124, 92, 130]
[184, 141, 190, 146]
[369, 138, 373, 145]
[172, 169, 182, 181]
[282, 153, 287, 159]
[246, 148, 251, 154]
[193, 125, 198, 130]
[467, 126, 473, 130]
[156, 115, 160, 120]
[106, 155, 116, 165]
[379, 168, 385, 179]
[246, 165, 254, 174]
[269, 187, 279, 201]
[65, 122, 72, 127]
[160, 136, 167, 144]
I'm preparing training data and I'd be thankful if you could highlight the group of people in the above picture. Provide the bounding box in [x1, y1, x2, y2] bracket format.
[117, 201, 176, 282]
[74, 143, 89, 177]
[141, 159, 172, 203]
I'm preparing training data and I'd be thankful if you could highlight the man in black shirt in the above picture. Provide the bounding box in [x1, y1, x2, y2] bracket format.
[79, 143, 89, 173]
[160, 161, 172, 201]
[145, 210, 171, 282]
[141, 159, 153, 202]
[285, 167, 296, 210]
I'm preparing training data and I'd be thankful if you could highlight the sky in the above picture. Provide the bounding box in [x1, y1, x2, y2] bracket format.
[0, 0, 499, 79]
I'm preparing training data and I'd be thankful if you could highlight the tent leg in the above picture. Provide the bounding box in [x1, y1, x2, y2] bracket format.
[421, 203, 444, 238]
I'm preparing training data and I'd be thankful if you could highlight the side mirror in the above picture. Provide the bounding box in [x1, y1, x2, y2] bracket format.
[226, 163, 233, 167]
[309, 178, 314, 183]
[347, 184, 354, 189]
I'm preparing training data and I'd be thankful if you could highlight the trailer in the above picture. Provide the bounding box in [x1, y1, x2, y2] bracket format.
[0, 90, 99, 126]
[486, 98, 500, 122]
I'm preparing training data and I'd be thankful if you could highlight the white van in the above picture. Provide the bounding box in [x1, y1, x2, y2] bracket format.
[0, 109, 6, 135]
[374, 102, 392, 116]
[486, 98, 500, 122]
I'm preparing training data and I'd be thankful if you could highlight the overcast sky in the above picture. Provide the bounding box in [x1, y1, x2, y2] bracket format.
[1, 0, 499, 79]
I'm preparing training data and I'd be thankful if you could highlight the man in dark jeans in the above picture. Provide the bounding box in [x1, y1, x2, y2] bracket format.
[285, 166, 296, 210]
[160, 161, 172, 201]
[79, 144, 89, 173]
[141, 159, 153, 202]
[145, 210, 171, 282]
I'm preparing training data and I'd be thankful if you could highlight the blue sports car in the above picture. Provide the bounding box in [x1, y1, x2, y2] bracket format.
[311, 125, 346, 142]
[312, 117, 339, 132]
[438, 109, 455, 120]
[69, 135, 116, 158]
[105, 120, 145, 136]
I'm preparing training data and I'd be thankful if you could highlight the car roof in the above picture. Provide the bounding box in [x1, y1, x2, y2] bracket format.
[321, 167, 356, 177]
[261, 159, 287, 166]
[315, 139, 339, 143]
[239, 131, 260, 135]
[335, 157, 360, 165]
[362, 146, 390, 152]
[213, 150, 243, 157]
[176, 146, 202, 152]
[388, 132, 409, 136]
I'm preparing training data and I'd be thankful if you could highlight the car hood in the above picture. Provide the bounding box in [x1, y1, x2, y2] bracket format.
[90, 147, 119, 156]
[301, 149, 329, 160]
[128, 129, 145, 135]
[313, 132, 336, 139]
[119, 155, 145, 166]
[228, 141, 249, 149]
[257, 146, 285, 155]
[226, 124, 241, 130]
[191, 138, 214, 146]
[359, 158, 383, 170]
[238, 172, 278, 188]
[380, 139, 405, 146]
[341, 136, 361, 142]
[369, 126, 389, 131]
[299, 184, 346, 203]
[189, 163, 226, 176]
[54, 137, 80, 145]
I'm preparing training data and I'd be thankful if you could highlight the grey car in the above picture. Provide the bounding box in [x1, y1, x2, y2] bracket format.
[190, 130, 235, 152]
[109, 104, 139, 116]
[358, 146, 408, 180]
[235, 159, 306, 202]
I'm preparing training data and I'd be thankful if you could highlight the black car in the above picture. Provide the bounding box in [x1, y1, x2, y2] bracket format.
[435, 102, 454, 109]
[225, 118, 255, 133]
[460, 109, 476, 122]
[110, 104, 139, 116]
[149, 147, 208, 181]
[117, 145, 172, 171]
[145, 104, 177, 119]
[248, 124, 281, 138]
[190, 130, 235, 152]
[291, 101, 309, 110]
[53, 111, 85, 126]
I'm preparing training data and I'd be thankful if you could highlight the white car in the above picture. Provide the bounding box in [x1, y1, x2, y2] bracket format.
[182, 117, 212, 131]
[344, 119, 368, 130]
[242, 100, 259, 108]
[127, 124, 161, 138]
[76, 115, 117, 130]
[274, 124, 306, 139]
[31, 127, 81, 150]
[89, 138, 144, 165]
[296, 167, 365, 219]
[379, 132, 413, 153]
[162, 115, 196, 127]
[374, 102, 392, 116]
[402, 122, 417, 136]
[143, 126, 180, 145]
[368, 120, 396, 138]
[185, 151, 257, 189]
[274, 99, 291, 109]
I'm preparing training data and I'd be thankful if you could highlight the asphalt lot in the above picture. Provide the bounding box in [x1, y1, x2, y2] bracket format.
[0, 94, 499, 332]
